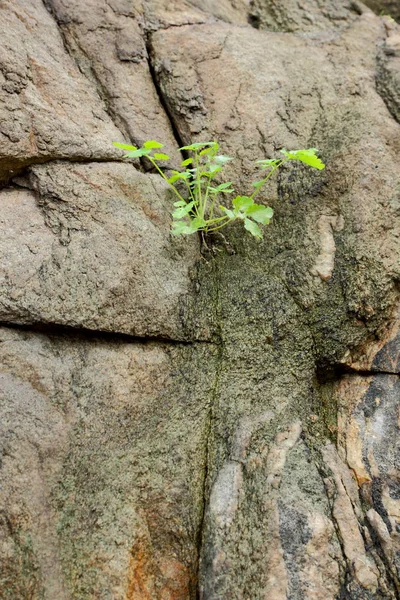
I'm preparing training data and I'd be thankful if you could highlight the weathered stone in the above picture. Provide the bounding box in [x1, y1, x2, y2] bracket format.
[310, 214, 344, 282]
[44, 0, 185, 168]
[200, 421, 344, 599]
[140, 0, 210, 29]
[322, 444, 380, 592]
[341, 302, 400, 372]
[377, 16, 400, 123]
[0, 162, 204, 340]
[1, 0, 400, 597]
[151, 13, 400, 365]
[148, 10, 400, 598]
[248, 0, 366, 33]
[0, 326, 217, 599]
[278, 442, 343, 600]
[336, 373, 400, 588]
[187, 0, 251, 25]
[0, 0, 122, 181]
[364, 0, 400, 22]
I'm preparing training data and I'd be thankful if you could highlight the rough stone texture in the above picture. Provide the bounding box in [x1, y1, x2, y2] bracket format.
[0, 0, 123, 182]
[201, 420, 344, 599]
[43, 0, 184, 169]
[0, 326, 217, 599]
[151, 14, 400, 364]
[341, 302, 400, 372]
[247, 0, 366, 32]
[1, 0, 400, 598]
[336, 374, 400, 590]
[188, 0, 251, 25]
[364, 0, 400, 22]
[377, 16, 400, 123]
[149, 7, 400, 598]
[138, 0, 251, 29]
[0, 162, 205, 340]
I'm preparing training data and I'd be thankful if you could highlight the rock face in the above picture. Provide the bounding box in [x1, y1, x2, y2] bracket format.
[0, 162, 202, 340]
[0, 327, 217, 599]
[0, 0, 122, 181]
[0, 1, 399, 599]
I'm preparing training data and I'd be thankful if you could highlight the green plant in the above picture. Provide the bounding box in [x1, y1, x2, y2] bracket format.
[113, 140, 325, 240]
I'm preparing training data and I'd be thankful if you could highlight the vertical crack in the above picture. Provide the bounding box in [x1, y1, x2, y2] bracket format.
[43, 0, 191, 166]
[375, 21, 400, 125]
[195, 263, 223, 599]
[144, 32, 188, 158]
[196, 349, 222, 600]
[41, 0, 138, 145]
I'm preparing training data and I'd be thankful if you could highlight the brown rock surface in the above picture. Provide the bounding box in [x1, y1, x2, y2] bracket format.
[364, 0, 400, 22]
[1, 0, 400, 598]
[0, 326, 217, 599]
[43, 0, 184, 168]
[336, 373, 400, 587]
[0, 161, 202, 340]
[247, 0, 365, 32]
[0, 0, 122, 181]
[377, 16, 400, 123]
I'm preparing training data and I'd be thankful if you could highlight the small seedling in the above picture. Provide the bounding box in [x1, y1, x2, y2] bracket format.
[113, 140, 325, 240]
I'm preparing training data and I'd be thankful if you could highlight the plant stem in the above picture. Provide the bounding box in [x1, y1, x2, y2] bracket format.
[206, 215, 229, 225]
[205, 216, 233, 233]
[194, 152, 203, 217]
[202, 182, 211, 219]
[208, 194, 217, 221]
[148, 158, 187, 204]
[184, 179, 198, 215]
[250, 158, 289, 200]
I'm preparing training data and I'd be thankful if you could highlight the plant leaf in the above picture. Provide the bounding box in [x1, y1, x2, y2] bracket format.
[209, 183, 234, 194]
[280, 148, 325, 170]
[189, 217, 207, 232]
[216, 182, 234, 190]
[172, 201, 195, 219]
[113, 142, 138, 151]
[256, 158, 280, 169]
[208, 164, 222, 174]
[168, 175, 181, 184]
[153, 153, 170, 160]
[181, 158, 193, 167]
[179, 142, 215, 151]
[246, 204, 273, 224]
[214, 154, 233, 165]
[244, 218, 263, 239]
[143, 140, 164, 149]
[173, 200, 186, 207]
[200, 143, 218, 156]
[171, 221, 192, 236]
[123, 148, 151, 158]
[168, 172, 190, 184]
[232, 195, 254, 211]
[220, 206, 235, 220]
